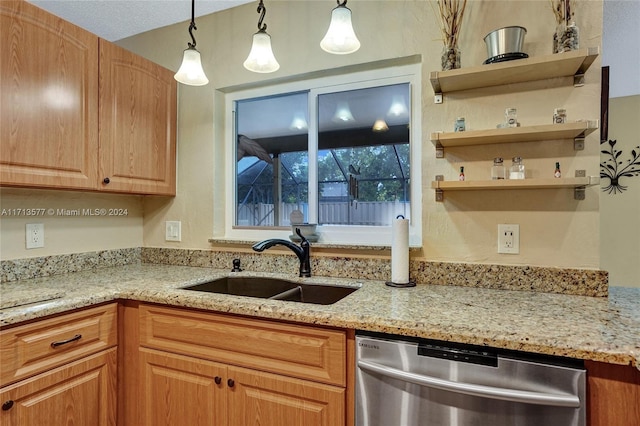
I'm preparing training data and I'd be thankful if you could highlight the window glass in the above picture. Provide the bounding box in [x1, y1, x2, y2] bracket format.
[235, 92, 308, 226]
[317, 84, 410, 225]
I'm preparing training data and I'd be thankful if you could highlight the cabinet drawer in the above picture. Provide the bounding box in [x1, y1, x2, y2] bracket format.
[139, 304, 346, 386]
[1, 303, 118, 386]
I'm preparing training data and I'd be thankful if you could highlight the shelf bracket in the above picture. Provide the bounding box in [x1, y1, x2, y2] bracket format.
[574, 73, 585, 87]
[574, 187, 586, 200]
[435, 174, 444, 202]
[435, 143, 444, 158]
[574, 136, 585, 150]
[434, 93, 443, 104]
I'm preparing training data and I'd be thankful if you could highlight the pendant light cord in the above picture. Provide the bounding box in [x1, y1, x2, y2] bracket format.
[188, 0, 197, 48]
[337, 0, 347, 6]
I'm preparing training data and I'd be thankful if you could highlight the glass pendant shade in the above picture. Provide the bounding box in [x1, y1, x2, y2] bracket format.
[174, 47, 209, 86]
[320, 4, 360, 54]
[244, 30, 280, 73]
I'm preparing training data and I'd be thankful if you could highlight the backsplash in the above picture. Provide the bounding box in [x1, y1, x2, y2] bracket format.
[141, 248, 608, 297]
[1, 247, 608, 297]
[1, 248, 141, 282]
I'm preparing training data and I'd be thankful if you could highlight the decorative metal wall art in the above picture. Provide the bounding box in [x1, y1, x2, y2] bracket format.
[600, 139, 640, 194]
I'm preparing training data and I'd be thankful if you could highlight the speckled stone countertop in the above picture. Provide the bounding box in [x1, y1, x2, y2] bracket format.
[1, 264, 638, 369]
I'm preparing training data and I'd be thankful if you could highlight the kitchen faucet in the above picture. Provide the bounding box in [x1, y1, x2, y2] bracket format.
[252, 228, 311, 277]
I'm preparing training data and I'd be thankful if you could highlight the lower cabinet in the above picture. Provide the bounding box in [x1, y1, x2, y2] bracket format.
[140, 347, 344, 426]
[139, 348, 225, 426]
[0, 348, 117, 426]
[0, 303, 118, 426]
[228, 365, 345, 426]
[135, 303, 350, 426]
[586, 360, 640, 426]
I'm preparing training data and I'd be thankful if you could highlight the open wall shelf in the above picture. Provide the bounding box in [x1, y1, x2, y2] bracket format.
[431, 121, 599, 155]
[430, 47, 599, 98]
[431, 176, 600, 201]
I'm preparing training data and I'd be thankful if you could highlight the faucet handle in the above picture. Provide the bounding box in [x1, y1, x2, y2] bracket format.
[295, 228, 309, 246]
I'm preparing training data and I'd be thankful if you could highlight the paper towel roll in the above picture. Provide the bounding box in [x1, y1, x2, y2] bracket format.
[391, 217, 409, 284]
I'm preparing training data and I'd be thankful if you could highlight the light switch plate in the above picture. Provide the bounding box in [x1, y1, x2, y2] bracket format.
[165, 221, 181, 242]
[498, 224, 519, 254]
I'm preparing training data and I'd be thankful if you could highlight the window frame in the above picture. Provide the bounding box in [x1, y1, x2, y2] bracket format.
[224, 64, 422, 246]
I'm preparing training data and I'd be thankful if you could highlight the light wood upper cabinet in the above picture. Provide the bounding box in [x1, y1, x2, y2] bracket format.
[99, 40, 177, 196]
[0, 1, 177, 196]
[0, 0, 99, 190]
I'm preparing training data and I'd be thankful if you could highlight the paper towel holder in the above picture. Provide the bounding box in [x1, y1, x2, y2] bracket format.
[386, 215, 416, 288]
[385, 280, 416, 288]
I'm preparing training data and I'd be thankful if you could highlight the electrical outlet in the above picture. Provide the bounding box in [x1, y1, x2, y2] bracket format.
[165, 221, 181, 242]
[498, 224, 519, 254]
[26, 223, 45, 249]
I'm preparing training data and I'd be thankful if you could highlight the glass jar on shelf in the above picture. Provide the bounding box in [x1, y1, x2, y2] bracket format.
[509, 157, 525, 179]
[491, 157, 506, 180]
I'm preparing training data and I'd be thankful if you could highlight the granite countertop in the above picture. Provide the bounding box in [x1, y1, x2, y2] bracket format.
[1, 264, 638, 369]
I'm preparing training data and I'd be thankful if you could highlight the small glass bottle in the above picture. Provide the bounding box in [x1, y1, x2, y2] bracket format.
[491, 157, 506, 180]
[509, 157, 525, 179]
[505, 108, 518, 127]
[459, 166, 465, 181]
[554, 162, 562, 178]
[454, 117, 466, 132]
[553, 108, 567, 124]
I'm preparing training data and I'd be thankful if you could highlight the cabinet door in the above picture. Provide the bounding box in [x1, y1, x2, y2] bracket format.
[228, 365, 345, 426]
[139, 347, 227, 426]
[98, 39, 177, 195]
[0, 349, 117, 426]
[0, 1, 99, 190]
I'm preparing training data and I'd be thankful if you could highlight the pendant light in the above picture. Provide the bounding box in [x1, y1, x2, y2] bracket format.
[320, 0, 360, 55]
[174, 0, 209, 86]
[243, 0, 280, 73]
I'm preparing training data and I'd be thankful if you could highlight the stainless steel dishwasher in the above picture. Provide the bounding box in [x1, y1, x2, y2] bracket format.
[356, 332, 586, 426]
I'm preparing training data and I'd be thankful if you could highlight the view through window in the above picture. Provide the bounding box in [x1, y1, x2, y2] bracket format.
[234, 83, 411, 229]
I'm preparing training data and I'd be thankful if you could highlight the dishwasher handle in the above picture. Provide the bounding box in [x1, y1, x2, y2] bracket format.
[357, 360, 581, 408]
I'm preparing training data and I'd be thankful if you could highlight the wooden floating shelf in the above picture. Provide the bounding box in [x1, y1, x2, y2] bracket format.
[430, 47, 599, 95]
[431, 121, 599, 148]
[431, 177, 598, 191]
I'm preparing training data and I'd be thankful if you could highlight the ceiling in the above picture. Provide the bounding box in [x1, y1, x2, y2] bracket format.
[28, 0, 254, 42]
[26, 0, 639, 98]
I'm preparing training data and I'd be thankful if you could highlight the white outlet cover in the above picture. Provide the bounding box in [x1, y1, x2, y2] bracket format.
[26, 223, 45, 249]
[498, 224, 519, 254]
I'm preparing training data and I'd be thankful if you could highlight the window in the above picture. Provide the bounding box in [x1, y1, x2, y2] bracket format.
[225, 64, 421, 246]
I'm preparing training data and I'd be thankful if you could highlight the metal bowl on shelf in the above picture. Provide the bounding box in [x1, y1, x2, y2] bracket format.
[483, 26, 528, 64]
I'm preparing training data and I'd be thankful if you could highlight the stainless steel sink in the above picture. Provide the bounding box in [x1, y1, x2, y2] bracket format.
[182, 276, 358, 305]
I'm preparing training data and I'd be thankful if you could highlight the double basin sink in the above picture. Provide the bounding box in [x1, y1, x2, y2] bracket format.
[183, 276, 358, 305]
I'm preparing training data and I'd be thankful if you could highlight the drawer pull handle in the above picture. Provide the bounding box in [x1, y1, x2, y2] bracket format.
[2, 400, 14, 411]
[51, 334, 82, 348]
[214, 376, 222, 385]
[227, 379, 235, 388]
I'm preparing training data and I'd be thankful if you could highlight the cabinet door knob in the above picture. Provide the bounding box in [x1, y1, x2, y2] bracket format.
[227, 379, 235, 388]
[103, 177, 110, 184]
[214, 376, 222, 385]
[2, 400, 14, 411]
